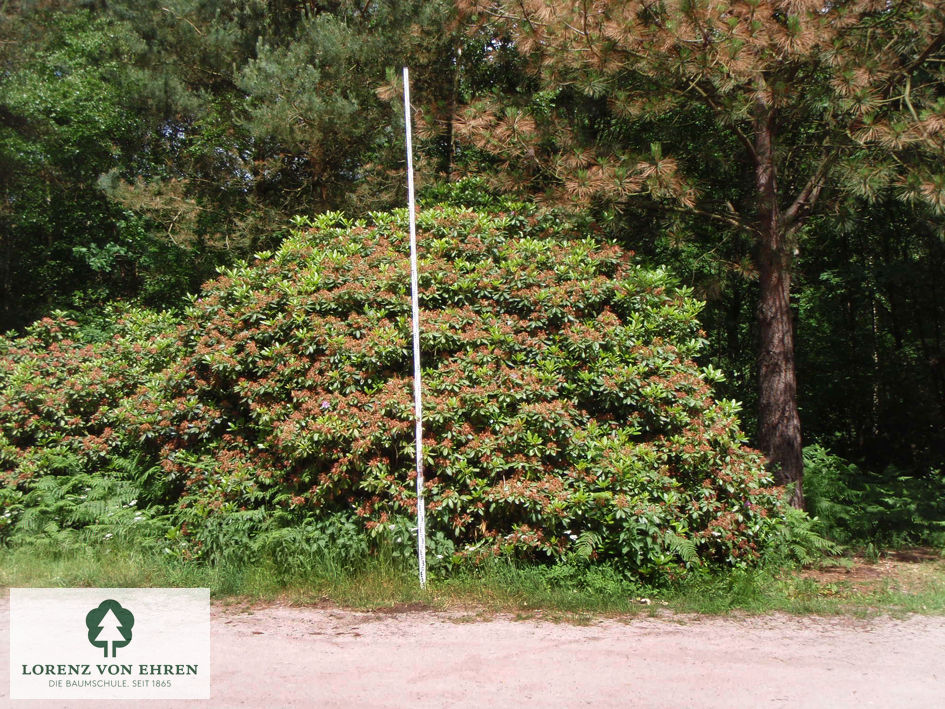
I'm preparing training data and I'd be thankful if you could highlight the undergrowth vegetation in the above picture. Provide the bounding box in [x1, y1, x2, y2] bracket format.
[2, 205, 798, 583]
[3, 540, 942, 617]
[803, 445, 945, 547]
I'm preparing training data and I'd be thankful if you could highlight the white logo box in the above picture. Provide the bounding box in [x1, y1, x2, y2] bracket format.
[10, 588, 210, 700]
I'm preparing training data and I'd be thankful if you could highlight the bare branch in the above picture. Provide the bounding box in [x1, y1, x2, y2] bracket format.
[783, 151, 838, 229]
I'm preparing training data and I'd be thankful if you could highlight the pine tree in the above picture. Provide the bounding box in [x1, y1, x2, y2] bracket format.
[1, 0, 466, 324]
[95, 0, 470, 242]
[455, 0, 945, 506]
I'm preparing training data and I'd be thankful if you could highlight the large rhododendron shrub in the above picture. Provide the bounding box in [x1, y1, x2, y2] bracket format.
[0, 206, 787, 575]
[110, 206, 785, 573]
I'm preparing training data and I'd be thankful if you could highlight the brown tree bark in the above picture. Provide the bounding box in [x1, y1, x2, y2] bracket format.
[754, 105, 805, 508]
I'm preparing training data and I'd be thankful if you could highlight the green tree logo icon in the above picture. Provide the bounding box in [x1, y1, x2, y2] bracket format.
[85, 600, 134, 658]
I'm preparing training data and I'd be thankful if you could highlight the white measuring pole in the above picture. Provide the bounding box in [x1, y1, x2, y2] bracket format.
[403, 66, 427, 588]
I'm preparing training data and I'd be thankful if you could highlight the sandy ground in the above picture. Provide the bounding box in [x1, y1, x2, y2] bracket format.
[3, 598, 945, 708]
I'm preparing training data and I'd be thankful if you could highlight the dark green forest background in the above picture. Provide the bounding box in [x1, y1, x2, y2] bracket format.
[2, 1, 943, 534]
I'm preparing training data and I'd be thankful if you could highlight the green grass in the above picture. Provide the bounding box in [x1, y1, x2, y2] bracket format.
[2, 543, 944, 619]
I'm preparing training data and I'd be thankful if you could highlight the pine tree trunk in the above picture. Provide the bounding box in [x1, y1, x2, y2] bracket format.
[754, 105, 805, 508]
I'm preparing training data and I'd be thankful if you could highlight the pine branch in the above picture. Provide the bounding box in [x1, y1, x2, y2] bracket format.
[471, 2, 547, 30]
[687, 205, 756, 235]
[634, 195, 756, 236]
[161, 7, 203, 36]
[686, 81, 759, 165]
[902, 32, 945, 78]
[784, 151, 838, 230]
[881, 32, 945, 100]
[183, 61, 240, 93]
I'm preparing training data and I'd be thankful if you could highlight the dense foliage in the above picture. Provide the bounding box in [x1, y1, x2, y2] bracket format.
[454, 0, 945, 505]
[2, 0, 943, 547]
[0, 309, 179, 545]
[804, 445, 945, 547]
[0, 0, 477, 329]
[0, 8, 195, 327]
[1, 207, 787, 577]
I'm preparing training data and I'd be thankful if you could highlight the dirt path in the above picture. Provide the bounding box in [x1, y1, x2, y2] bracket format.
[4, 600, 945, 707]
